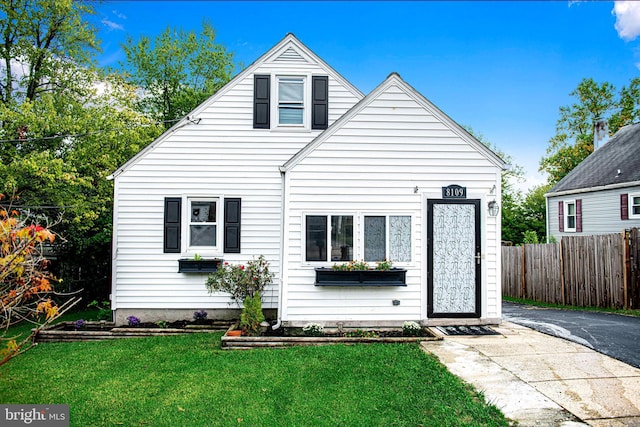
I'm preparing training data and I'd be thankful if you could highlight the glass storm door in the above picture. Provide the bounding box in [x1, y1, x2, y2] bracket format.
[427, 199, 481, 318]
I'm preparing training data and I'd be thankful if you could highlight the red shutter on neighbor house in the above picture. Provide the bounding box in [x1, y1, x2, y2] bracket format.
[575, 199, 582, 232]
[621, 194, 629, 220]
[558, 201, 564, 232]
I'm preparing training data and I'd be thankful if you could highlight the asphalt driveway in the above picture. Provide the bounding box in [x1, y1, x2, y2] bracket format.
[502, 301, 640, 369]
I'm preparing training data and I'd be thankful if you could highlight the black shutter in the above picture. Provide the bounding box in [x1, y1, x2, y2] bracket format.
[253, 75, 270, 129]
[164, 197, 181, 253]
[621, 194, 629, 220]
[311, 76, 328, 130]
[224, 198, 241, 253]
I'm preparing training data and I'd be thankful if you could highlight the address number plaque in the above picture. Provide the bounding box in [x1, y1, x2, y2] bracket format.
[442, 185, 467, 199]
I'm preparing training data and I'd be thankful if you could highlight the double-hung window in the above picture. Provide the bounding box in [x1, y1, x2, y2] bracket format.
[364, 216, 412, 263]
[278, 77, 304, 126]
[305, 215, 354, 262]
[631, 193, 640, 219]
[189, 199, 218, 248]
[564, 201, 576, 232]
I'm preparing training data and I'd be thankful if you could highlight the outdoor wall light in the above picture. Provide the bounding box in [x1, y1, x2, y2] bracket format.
[488, 200, 500, 217]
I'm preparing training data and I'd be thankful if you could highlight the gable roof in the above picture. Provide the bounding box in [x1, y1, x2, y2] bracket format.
[547, 123, 640, 196]
[281, 72, 506, 172]
[108, 33, 364, 180]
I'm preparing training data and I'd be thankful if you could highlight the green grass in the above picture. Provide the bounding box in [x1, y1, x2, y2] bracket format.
[0, 332, 509, 426]
[503, 296, 640, 317]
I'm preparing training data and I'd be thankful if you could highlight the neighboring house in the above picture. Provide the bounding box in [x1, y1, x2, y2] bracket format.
[108, 34, 506, 327]
[546, 123, 640, 241]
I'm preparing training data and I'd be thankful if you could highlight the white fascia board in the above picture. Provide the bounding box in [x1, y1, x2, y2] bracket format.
[108, 33, 363, 180]
[545, 180, 640, 198]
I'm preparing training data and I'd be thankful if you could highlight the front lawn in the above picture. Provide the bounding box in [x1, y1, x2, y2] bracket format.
[0, 332, 509, 426]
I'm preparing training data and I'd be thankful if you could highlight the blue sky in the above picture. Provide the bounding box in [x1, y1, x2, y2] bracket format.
[92, 1, 640, 192]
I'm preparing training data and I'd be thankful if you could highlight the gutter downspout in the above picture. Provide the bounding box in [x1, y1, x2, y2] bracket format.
[272, 166, 287, 330]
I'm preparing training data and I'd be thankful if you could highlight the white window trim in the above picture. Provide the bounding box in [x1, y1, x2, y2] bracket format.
[361, 213, 413, 266]
[272, 73, 311, 131]
[302, 212, 414, 267]
[564, 200, 576, 233]
[184, 196, 222, 255]
[303, 213, 356, 265]
[630, 193, 640, 219]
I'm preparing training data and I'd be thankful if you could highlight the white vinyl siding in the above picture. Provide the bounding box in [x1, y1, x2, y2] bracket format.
[111, 40, 362, 312]
[282, 80, 502, 324]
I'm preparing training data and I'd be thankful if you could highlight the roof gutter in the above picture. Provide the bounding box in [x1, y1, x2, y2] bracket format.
[545, 180, 640, 198]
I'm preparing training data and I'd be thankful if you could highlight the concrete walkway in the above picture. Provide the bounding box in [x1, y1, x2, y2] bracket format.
[421, 321, 640, 427]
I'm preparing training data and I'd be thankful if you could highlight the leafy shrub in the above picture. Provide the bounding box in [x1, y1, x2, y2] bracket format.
[206, 255, 273, 304]
[73, 319, 86, 330]
[239, 294, 264, 336]
[193, 310, 208, 321]
[156, 320, 168, 328]
[302, 323, 324, 336]
[87, 300, 111, 321]
[402, 321, 422, 337]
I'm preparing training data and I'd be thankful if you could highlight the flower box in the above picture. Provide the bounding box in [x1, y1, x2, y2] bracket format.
[314, 268, 407, 286]
[178, 258, 222, 273]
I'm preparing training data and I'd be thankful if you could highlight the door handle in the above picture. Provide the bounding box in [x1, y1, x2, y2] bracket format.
[475, 252, 482, 265]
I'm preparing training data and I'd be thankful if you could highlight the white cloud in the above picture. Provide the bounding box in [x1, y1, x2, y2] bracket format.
[613, 1, 640, 41]
[101, 18, 124, 31]
[112, 10, 127, 20]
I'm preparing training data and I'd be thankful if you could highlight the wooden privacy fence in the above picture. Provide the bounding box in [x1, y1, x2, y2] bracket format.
[502, 228, 640, 309]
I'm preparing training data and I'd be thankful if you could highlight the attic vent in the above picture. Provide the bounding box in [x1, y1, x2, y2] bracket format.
[275, 47, 307, 63]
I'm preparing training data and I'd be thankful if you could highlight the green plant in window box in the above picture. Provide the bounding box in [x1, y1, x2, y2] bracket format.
[193, 253, 203, 261]
[331, 260, 369, 271]
[376, 259, 393, 271]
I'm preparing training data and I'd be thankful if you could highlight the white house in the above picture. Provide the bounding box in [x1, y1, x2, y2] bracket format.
[546, 123, 640, 241]
[109, 34, 505, 327]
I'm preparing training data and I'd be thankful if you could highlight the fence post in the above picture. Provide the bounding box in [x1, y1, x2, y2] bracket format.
[521, 244, 526, 299]
[623, 229, 629, 309]
[559, 239, 565, 306]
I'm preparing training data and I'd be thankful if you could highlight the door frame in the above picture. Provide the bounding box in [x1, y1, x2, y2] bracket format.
[427, 198, 481, 318]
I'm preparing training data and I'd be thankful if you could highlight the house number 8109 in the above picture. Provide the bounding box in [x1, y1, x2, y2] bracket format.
[442, 185, 466, 199]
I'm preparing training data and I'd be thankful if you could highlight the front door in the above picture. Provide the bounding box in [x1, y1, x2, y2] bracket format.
[427, 199, 481, 318]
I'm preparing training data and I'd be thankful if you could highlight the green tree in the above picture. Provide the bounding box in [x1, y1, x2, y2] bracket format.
[120, 21, 235, 127]
[540, 77, 640, 184]
[0, 0, 99, 104]
[520, 183, 551, 243]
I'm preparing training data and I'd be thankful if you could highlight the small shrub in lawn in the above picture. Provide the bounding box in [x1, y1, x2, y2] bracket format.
[402, 321, 422, 337]
[193, 310, 208, 322]
[302, 323, 324, 337]
[127, 316, 140, 327]
[73, 319, 86, 330]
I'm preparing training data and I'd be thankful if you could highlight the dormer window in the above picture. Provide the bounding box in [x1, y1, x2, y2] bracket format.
[278, 77, 304, 126]
[253, 74, 328, 130]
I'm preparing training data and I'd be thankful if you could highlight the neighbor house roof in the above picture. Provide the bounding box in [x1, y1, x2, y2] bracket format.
[547, 123, 640, 196]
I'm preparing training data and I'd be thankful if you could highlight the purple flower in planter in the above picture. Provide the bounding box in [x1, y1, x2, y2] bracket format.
[73, 319, 86, 330]
[193, 310, 208, 321]
[127, 316, 140, 327]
